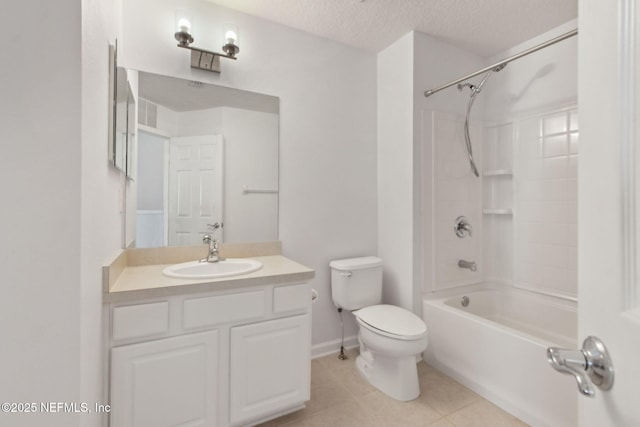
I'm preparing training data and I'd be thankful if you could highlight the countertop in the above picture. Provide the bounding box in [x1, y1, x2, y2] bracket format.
[104, 245, 315, 303]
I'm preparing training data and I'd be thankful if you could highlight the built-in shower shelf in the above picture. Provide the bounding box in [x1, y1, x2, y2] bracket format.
[483, 169, 513, 177]
[483, 208, 513, 215]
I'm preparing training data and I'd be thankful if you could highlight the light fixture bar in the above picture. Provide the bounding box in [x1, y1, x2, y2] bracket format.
[177, 44, 238, 73]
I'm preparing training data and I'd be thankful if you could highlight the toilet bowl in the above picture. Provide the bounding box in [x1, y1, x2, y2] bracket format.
[329, 257, 428, 401]
[354, 304, 428, 401]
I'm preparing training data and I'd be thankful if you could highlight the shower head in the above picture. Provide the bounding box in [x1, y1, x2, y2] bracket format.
[459, 64, 506, 93]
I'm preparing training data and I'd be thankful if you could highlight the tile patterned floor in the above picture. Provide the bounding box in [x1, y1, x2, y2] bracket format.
[259, 349, 529, 427]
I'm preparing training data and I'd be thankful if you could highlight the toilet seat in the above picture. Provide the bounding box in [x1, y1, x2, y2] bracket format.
[355, 304, 427, 341]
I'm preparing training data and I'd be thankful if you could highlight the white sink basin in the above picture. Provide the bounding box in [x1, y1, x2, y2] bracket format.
[162, 258, 263, 279]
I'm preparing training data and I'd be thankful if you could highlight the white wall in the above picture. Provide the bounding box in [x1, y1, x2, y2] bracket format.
[81, 0, 126, 425]
[220, 107, 278, 243]
[377, 33, 415, 310]
[484, 20, 578, 123]
[1, 1, 122, 426]
[0, 2, 82, 425]
[122, 0, 377, 349]
[376, 31, 486, 302]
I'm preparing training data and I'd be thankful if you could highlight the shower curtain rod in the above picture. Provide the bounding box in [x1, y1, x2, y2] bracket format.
[423, 28, 578, 98]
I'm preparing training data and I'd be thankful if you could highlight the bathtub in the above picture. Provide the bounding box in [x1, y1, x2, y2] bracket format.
[422, 285, 577, 427]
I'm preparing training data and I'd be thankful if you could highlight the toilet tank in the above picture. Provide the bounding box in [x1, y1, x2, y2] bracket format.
[330, 256, 383, 310]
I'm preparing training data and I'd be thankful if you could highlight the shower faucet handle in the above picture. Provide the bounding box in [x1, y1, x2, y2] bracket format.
[547, 336, 614, 398]
[454, 216, 472, 238]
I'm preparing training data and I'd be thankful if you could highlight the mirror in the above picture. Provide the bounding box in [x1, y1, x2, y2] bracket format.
[130, 71, 279, 248]
[108, 41, 136, 177]
[125, 77, 136, 178]
[108, 46, 135, 177]
[113, 68, 128, 171]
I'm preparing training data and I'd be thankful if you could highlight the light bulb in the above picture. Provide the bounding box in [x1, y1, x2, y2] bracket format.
[225, 30, 237, 45]
[178, 18, 191, 34]
[175, 9, 192, 34]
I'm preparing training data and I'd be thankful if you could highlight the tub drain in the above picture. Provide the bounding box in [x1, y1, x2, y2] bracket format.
[461, 296, 470, 307]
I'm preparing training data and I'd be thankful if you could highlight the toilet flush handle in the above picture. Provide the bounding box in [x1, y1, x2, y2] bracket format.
[340, 271, 352, 278]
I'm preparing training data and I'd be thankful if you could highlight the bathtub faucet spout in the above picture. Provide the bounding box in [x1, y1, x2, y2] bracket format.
[458, 259, 477, 271]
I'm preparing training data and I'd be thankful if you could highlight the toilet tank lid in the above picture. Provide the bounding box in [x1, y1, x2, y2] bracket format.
[355, 304, 427, 338]
[330, 256, 382, 271]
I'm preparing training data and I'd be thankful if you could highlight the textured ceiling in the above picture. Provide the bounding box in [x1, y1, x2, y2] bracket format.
[206, 0, 577, 56]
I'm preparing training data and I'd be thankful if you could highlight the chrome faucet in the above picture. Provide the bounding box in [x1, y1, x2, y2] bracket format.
[458, 259, 477, 271]
[201, 234, 224, 263]
[454, 216, 473, 238]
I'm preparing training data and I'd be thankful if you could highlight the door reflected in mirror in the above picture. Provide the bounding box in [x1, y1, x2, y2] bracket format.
[131, 71, 279, 248]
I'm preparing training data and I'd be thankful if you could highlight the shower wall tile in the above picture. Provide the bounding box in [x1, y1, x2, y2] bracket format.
[542, 179, 568, 201]
[541, 201, 568, 223]
[516, 261, 542, 285]
[568, 155, 578, 177]
[543, 135, 569, 158]
[541, 244, 569, 268]
[484, 123, 514, 171]
[483, 176, 512, 208]
[570, 111, 579, 131]
[482, 123, 514, 283]
[519, 157, 544, 180]
[514, 108, 578, 298]
[430, 111, 483, 291]
[518, 180, 542, 201]
[567, 223, 578, 246]
[517, 119, 542, 159]
[543, 156, 569, 179]
[542, 222, 568, 246]
[543, 113, 568, 135]
[483, 215, 513, 281]
[429, 108, 577, 298]
[542, 266, 572, 294]
[570, 133, 579, 154]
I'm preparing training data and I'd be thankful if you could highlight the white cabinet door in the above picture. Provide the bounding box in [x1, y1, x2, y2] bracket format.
[229, 315, 310, 426]
[110, 331, 218, 427]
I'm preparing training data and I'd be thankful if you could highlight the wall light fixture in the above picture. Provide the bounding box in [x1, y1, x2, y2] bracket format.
[174, 10, 239, 73]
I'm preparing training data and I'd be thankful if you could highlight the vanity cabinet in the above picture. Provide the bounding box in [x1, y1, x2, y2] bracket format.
[230, 315, 310, 426]
[110, 331, 219, 427]
[107, 282, 311, 427]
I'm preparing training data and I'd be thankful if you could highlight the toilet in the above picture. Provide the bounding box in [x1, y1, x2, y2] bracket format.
[330, 256, 428, 401]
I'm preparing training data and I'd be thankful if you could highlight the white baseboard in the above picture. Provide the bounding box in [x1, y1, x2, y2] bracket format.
[311, 335, 359, 359]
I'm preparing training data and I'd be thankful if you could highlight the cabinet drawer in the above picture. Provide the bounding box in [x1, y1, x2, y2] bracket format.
[183, 290, 267, 330]
[112, 302, 169, 341]
[273, 284, 310, 314]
